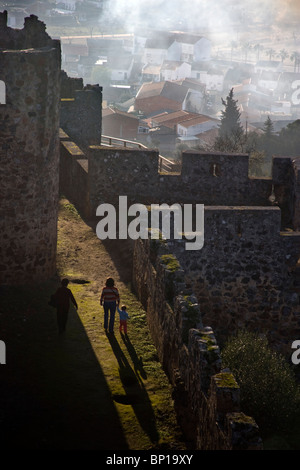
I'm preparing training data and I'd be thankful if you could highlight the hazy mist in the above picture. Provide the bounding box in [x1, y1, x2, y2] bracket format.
[102, 0, 300, 36]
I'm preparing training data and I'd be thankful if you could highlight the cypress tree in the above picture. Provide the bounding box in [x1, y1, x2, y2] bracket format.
[262, 116, 274, 138]
[214, 88, 244, 152]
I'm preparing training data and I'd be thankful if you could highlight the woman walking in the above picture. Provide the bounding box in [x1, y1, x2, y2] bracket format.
[100, 277, 120, 333]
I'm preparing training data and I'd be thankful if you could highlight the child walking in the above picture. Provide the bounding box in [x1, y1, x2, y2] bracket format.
[117, 305, 130, 334]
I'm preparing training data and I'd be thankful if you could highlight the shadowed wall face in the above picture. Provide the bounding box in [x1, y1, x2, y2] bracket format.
[0, 13, 61, 284]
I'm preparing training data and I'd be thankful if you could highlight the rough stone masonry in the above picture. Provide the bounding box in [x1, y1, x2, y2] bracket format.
[0, 12, 61, 284]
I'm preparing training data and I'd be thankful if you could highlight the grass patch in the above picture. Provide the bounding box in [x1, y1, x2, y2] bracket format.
[160, 254, 180, 272]
[0, 197, 187, 450]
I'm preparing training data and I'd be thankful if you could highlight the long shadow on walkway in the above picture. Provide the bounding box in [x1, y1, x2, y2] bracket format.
[0, 281, 128, 450]
[121, 333, 148, 382]
[106, 332, 159, 445]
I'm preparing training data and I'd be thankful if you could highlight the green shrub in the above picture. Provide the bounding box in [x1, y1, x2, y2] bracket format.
[221, 330, 300, 432]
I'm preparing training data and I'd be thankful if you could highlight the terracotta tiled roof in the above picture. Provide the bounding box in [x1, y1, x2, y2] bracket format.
[173, 32, 203, 44]
[102, 107, 138, 120]
[151, 110, 199, 127]
[136, 81, 188, 103]
[178, 115, 219, 128]
[144, 36, 175, 49]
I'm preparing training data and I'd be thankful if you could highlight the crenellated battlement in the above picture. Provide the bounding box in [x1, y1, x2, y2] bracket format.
[0, 10, 58, 50]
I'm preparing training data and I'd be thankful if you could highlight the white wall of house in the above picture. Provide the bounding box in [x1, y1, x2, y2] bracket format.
[205, 73, 224, 91]
[182, 89, 205, 113]
[161, 62, 191, 81]
[110, 60, 134, 82]
[142, 41, 182, 65]
[258, 77, 279, 91]
[177, 37, 211, 63]
[142, 69, 161, 82]
[167, 41, 181, 61]
[179, 42, 194, 62]
[192, 70, 224, 91]
[134, 35, 148, 54]
[142, 47, 168, 65]
[194, 38, 211, 61]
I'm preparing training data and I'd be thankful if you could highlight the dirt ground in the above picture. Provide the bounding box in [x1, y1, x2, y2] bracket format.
[0, 198, 187, 451]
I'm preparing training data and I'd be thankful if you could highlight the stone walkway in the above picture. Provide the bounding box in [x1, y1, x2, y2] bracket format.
[0, 199, 186, 450]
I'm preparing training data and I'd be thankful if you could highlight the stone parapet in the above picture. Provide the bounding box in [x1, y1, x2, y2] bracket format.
[132, 236, 262, 449]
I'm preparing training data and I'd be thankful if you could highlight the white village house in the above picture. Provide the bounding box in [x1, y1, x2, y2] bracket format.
[140, 31, 211, 66]
[142, 35, 180, 65]
[160, 61, 192, 82]
[191, 63, 224, 91]
[174, 33, 211, 63]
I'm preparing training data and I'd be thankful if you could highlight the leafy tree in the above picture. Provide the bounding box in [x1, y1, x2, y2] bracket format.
[278, 119, 300, 156]
[91, 65, 111, 87]
[265, 48, 276, 61]
[221, 330, 300, 432]
[241, 41, 252, 63]
[259, 116, 278, 157]
[230, 40, 238, 62]
[251, 118, 300, 162]
[278, 48, 289, 63]
[248, 150, 270, 178]
[253, 43, 264, 61]
[290, 51, 300, 72]
[214, 88, 245, 152]
[246, 116, 277, 158]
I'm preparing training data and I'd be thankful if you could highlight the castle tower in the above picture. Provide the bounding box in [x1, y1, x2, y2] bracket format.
[0, 12, 61, 284]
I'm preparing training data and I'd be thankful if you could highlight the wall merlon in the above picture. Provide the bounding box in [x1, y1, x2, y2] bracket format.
[60, 83, 102, 149]
[0, 11, 59, 50]
[59, 128, 70, 140]
[0, 10, 7, 28]
[226, 413, 263, 450]
[61, 140, 85, 158]
[87, 146, 160, 209]
[210, 372, 240, 420]
[272, 155, 294, 185]
[204, 205, 282, 240]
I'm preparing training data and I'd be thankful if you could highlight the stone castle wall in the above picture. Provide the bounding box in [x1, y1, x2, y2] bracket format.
[59, 134, 300, 355]
[0, 13, 61, 284]
[85, 147, 274, 210]
[60, 84, 102, 150]
[132, 237, 263, 450]
[168, 207, 300, 353]
[58, 143, 277, 227]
